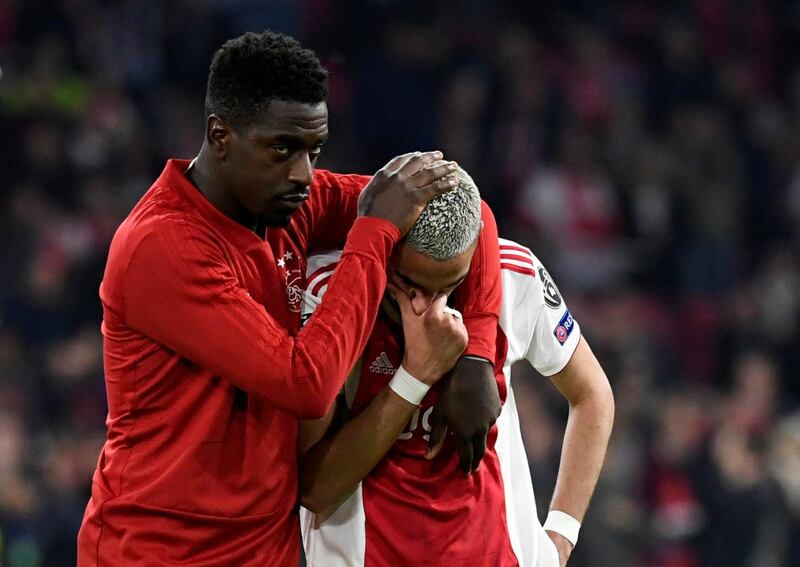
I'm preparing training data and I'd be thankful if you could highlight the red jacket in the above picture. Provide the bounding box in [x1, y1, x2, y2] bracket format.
[77, 160, 500, 566]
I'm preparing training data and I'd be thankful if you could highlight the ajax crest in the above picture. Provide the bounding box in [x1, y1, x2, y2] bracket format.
[277, 250, 304, 313]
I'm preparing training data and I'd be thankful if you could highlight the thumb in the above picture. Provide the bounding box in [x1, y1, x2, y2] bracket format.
[425, 405, 448, 460]
[422, 294, 448, 320]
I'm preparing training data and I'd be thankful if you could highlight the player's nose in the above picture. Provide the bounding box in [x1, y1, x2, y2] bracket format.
[288, 152, 314, 186]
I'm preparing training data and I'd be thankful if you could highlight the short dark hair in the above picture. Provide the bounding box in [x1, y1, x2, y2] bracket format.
[205, 31, 328, 129]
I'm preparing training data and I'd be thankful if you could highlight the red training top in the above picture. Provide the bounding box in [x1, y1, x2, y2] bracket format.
[77, 160, 500, 566]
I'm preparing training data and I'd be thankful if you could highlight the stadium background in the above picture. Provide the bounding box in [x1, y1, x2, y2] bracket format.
[2, 1, 800, 565]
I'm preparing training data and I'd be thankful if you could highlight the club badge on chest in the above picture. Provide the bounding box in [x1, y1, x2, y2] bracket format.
[276, 250, 304, 313]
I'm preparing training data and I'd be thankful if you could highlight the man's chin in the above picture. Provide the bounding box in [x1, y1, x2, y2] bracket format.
[260, 212, 294, 228]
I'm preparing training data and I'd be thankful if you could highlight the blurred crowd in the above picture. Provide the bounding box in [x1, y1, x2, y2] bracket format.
[2, 1, 800, 566]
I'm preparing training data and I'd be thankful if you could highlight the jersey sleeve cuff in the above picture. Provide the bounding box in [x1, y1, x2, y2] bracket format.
[342, 217, 400, 266]
[462, 311, 498, 362]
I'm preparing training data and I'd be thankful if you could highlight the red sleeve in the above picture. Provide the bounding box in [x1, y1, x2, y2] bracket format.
[453, 200, 501, 362]
[298, 171, 501, 360]
[123, 216, 399, 420]
[290, 169, 368, 254]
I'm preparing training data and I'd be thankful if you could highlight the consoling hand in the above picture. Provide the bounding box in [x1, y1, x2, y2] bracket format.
[425, 357, 501, 474]
[357, 151, 459, 235]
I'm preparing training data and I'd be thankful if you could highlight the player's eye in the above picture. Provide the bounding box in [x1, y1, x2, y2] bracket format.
[310, 144, 324, 158]
[273, 145, 291, 156]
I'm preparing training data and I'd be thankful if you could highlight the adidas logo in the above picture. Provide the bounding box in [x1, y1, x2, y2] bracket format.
[369, 352, 396, 375]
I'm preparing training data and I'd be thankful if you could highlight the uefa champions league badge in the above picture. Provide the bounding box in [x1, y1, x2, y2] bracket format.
[553, 309, 575, 345]
[277, 250, 304, 313]
[538, 267, 563, 310]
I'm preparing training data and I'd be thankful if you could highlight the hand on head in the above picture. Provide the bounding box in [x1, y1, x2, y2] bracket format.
[358, 151, 458, 235]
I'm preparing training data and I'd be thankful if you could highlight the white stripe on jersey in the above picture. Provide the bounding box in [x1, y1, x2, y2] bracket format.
[300, 240, 579, 567]
[500, 257, 538, 270]
[500, 250, 535, 264]
[306, 270, 335, 295]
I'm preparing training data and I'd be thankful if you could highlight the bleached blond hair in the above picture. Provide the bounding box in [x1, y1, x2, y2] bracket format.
[405, 165, 482, 261]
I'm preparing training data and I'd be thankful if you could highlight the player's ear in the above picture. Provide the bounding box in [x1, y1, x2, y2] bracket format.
[207, 114, 234, 161]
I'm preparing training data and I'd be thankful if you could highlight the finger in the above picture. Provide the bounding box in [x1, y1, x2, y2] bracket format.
[382, 151, 419, 173]
[458, 436, 474, 475]
[426, 426, 448, 460]
[415, 175, 460, 202]
[425, 407, 448, 460]
[471, 429, 489, 473]
[395, 151, 447, 177]
[409, 160, 459, 188]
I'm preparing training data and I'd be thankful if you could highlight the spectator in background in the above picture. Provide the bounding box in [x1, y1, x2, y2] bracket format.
[770, 411, 800, 563]
[643, 388, 710, 567]
[668, 104, 744, 295]
[697, 352, 788, 567]
[515, 122, 627, 291]
[0, 413, 40, 563]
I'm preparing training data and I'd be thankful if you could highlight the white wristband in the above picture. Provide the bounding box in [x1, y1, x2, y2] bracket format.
[543, 510, 581, 546]
[388, 365, 431, 405]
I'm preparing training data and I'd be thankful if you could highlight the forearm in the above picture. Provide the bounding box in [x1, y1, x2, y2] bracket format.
[285, 223, 394, 417]
[457, 201, 500, 361]
[549, 381, 614, 521]
[304, 170, 367, 252]
[224, 217, 398, 417]
[125, 217, 398, 420]
[300, 387, 417, 513]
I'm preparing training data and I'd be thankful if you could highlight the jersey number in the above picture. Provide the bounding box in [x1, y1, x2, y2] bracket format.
[398, 406, 435, 441]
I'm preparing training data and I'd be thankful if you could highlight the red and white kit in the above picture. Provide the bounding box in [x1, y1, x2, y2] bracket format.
[300, 238, 581, 567]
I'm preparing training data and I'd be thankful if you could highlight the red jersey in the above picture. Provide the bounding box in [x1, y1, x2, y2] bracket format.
[299, 205, 515, 567]
[300, 239, 582, 567]
[78, 160, 500, 566]
[352, 316, 517, 566]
